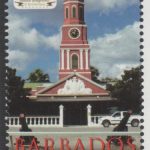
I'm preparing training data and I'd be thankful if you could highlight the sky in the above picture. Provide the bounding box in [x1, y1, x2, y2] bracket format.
[7, 0, 140, 82]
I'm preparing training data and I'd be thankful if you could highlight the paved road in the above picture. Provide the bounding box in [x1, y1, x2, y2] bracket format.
[8, 126, 141, 150]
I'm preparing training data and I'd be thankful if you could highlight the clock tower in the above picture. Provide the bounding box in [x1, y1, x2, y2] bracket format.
[59, 0, 91, 79]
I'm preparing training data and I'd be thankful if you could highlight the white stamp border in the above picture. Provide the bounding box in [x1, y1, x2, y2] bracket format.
[0, 0, 149, 149]
[143, 0, 150, 149]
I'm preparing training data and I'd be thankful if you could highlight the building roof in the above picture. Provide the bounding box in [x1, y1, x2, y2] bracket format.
[36, 73, 109, 95]
[24, 82, 54, 90]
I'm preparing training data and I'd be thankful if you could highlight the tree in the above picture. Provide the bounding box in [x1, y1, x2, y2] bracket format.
[6, 67, 29, 115]
[27, 69, 50, 83]
[107, 67, 142, 113]
[90, 66, 102, 83]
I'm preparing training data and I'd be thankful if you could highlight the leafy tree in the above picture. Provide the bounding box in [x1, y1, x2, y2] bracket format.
[6, 67, 29, 115]
[90, 66, 115, 85]
[90, 66, 102, 83]
[27, 69, 50, 83]
[107, 67, 142, 113]
[101, 77, 118, 82]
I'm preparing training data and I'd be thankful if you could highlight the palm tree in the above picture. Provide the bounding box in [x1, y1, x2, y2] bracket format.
[27, 69, 50, 83]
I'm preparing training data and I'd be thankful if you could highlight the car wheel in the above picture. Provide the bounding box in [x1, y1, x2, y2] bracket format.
[102, 120, 110, 128]
[131, 119, 139, 127]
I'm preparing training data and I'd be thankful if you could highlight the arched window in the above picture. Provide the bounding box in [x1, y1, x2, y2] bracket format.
[72, 6, 76, 18]
[79, 6, 83, 19]
[66, 8, 69, 19]
[72, 54, 78, 69]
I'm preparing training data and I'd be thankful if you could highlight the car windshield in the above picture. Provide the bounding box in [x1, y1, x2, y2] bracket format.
[113, 112, 120, 117]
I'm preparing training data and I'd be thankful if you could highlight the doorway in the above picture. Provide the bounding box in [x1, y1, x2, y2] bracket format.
[64, 103, 87, 126]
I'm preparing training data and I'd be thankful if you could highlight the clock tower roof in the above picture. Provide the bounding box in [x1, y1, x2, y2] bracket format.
[63, 0, 85, 25]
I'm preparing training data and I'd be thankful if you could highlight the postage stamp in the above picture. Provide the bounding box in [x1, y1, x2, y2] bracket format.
[0, 0, 145, 149]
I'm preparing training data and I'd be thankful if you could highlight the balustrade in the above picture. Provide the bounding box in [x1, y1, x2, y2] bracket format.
[7, 116, 61, 127]
[87, 105, 102, 127]
[7, 105, 64, 127]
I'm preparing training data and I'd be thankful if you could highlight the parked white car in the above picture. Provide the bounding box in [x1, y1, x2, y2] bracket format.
[99, 111, 141, 127]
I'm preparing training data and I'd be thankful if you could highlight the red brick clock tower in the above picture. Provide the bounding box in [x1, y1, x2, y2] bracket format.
[59, 0, 91, 80]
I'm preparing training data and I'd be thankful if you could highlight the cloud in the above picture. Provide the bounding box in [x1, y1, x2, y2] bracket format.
[8, 50, 31, 71]
[90, 21, 140, 78]
[8, 0, 64, 27]
[8, 14, 61, 70]
[85, 0, 138, 13]
[8, 14, 140, 78]
[8, 14, 61, 51]
[8, 0, 138, 29]
[46, 34, 61, 50]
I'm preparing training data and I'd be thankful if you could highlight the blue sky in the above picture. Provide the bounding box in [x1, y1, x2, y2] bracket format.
[8, 0, 140, 82]
[86, 5, 139, 38]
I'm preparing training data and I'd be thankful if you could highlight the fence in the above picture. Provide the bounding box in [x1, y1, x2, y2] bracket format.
[87, 104, 102, 127]
[7, 105, 64, 127]
[7, 105, 110, 127]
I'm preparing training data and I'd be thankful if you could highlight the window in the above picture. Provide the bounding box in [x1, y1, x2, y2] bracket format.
[79, 7, 83, 19]
[72, 54, 78, 69]
[72, 6, 76, 18]
[113, 112, 121, 117]
[66, 8, 69, 19]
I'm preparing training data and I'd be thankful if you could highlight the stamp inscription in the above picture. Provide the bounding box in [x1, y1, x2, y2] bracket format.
[14, 0, 57, 9]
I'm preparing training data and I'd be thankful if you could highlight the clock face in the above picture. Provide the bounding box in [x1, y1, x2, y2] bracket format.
[69, 28, 80, 39]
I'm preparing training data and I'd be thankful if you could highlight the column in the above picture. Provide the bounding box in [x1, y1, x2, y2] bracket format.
[85, 49, 89, 69]
[59, 105, 64, 127]
[67, 49, 70, 70]
[87, 104, 92, 126]
[80, 49, 83, 69]
[37, 117, 40, 126]
[61, 49, 64, 70]
[17, 118, 19, 126]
